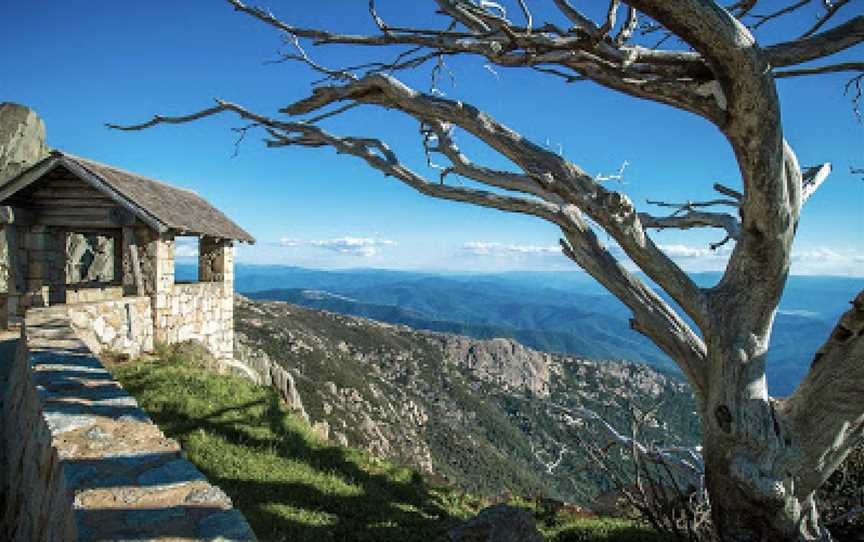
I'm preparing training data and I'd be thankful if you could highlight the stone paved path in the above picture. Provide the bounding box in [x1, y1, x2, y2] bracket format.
[3, 305, 257, 541]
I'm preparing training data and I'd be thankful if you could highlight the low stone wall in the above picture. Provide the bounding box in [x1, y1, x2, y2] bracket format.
[155, 282, 233, 360]
[65, 284, 123, 305]
[67, 296, 153, 358]
[0, 306, 256, 541]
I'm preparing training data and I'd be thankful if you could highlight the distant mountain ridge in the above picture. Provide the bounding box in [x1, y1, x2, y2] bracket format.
[174, 264, 862, 394]
[244, 287, 665, 368]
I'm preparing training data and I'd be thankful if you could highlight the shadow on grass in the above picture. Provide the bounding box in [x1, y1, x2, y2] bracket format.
[119, 368, 460, 542]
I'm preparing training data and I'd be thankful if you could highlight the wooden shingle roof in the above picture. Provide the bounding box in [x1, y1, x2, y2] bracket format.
[0, 151, 255, 243]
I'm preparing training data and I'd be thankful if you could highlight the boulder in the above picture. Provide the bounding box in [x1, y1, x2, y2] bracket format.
[448, 504, 544, 542]
[0, 102, 49, 185]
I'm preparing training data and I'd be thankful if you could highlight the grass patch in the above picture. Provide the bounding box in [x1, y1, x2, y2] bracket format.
[111, 352, 671, 542]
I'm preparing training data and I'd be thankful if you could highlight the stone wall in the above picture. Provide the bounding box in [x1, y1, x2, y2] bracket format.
[67, 296, 154, 358]
[0, 306, 256, 541]
[147, 234, 234, 360]
[156, 282, 234, 360]
[65, 285, 124, 305]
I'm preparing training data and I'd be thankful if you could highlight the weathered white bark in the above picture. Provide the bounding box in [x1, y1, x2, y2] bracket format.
[110, 1, 864, 539]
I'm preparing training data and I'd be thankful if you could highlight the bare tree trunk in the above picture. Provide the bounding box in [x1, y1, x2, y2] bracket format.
[108, 2, 864, 539]
[706, 450, 824, 541]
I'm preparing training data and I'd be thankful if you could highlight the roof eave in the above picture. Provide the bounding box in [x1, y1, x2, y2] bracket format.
[61, 156, 168, 233]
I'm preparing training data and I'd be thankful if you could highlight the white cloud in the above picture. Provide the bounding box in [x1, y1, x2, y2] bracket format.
[653, 243, 864, 276]
[279, 237, 397, 257]
[174, 237, 199, 259]
[462, 241, 561, 256]
[658, 244, 714, 259]
[279, 238, 302, 248]
[792, 247, 845, 262]
[791, 247, 864, 276]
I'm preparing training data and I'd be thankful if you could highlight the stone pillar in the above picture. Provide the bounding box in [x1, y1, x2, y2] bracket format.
[151, 233, 175, 344]
[122, 227, 142, 296]
[155, 233, 175, 294]
[199, 237, 234, 360]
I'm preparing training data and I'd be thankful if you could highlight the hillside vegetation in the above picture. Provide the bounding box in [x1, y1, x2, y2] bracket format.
[111, 351, 672, 542]
[233, 296, 700, 505]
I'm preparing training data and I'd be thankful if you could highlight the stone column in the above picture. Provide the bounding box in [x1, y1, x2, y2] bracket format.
[199, 237, 234, 359]
[151, 233, 175, 344]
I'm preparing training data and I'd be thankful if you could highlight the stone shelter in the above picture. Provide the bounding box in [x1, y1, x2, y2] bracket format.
[0, 150, 254, 359]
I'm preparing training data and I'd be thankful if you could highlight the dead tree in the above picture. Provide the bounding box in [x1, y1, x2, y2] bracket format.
[110, 1, 864, 539]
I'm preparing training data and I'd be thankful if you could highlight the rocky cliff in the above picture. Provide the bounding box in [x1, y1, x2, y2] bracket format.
[233, 296, 700, 504]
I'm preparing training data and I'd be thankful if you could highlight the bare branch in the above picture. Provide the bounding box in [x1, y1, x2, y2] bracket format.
[550, 402, 705, 480]
[596, 0, 621, 43]
[516, 0, 532, 33]
[531, 66, 586, 83]
[596, 161, 629, 183]
[750, 0, 813, 30]
[846, 73, 864, 120]
[774, 62, 864, 78]
[766, 16, 864, 67]
[801, 162, 832, 203]
[713, 182, 744, 200]
[800, 0, 853, 38]
[727, 0, 759, 19]
[640, 197, 742, 244]
[614, 7, 639, 46]
[552, 0, 599, 35]
[368, 0, 389, 35]
[284, 75, 708, 331]
[422, 120, 563, 202]
[106, 103, 231, 131]
[639, 210, 741, 241]
[646, 198, 740, 210]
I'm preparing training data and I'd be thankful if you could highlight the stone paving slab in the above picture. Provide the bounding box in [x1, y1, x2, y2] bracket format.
[1, 305, 257, 541]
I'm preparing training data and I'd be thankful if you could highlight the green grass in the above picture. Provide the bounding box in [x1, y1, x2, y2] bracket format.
[111, 351, 672, 542]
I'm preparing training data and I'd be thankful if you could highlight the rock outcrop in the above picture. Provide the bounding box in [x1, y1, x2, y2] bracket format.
[439, 335, 552, 397]
[448, 504, 544, 542]
[66, 234, 115, 284]
[0, 103, 49, 185]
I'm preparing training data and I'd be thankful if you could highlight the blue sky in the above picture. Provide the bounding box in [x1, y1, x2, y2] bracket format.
[2, 1, 862, 275]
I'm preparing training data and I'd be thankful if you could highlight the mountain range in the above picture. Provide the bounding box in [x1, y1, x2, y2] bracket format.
[176, 264, 862, 396]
